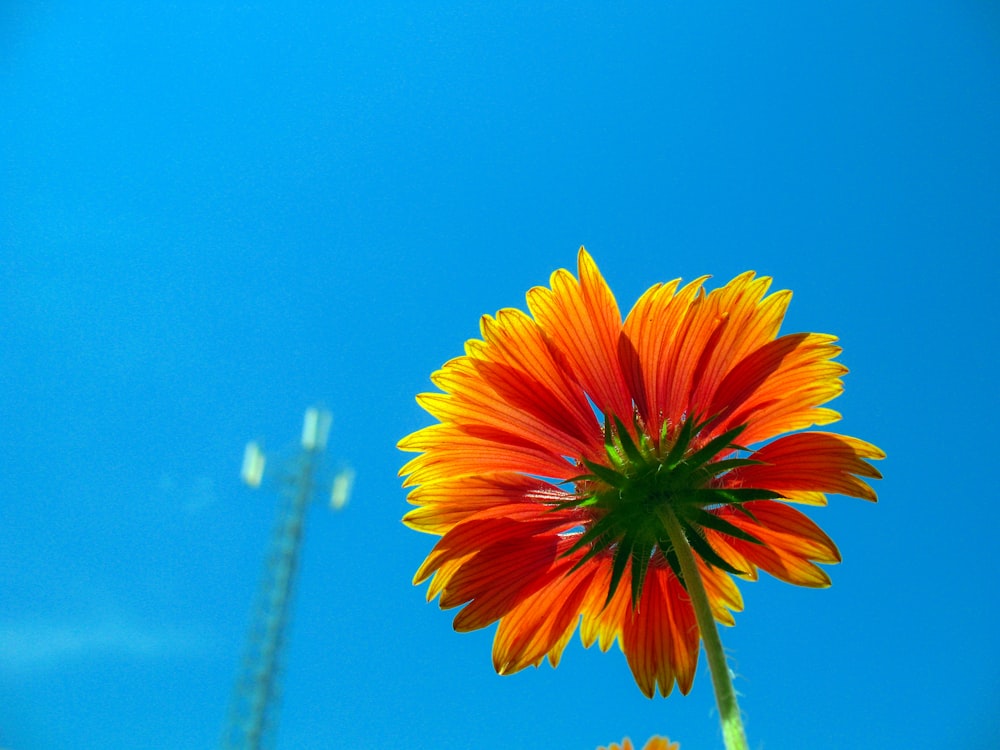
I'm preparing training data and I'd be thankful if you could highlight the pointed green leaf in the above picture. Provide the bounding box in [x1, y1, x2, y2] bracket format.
[568, 532, 615, 571]
[682, 423, 747, 469]
[662, 546, 686, 589]
[605, 441, 625, 469]
[699, 457, 764, 476]
[548, 495, 599, 512]
[629, 538, 654, 608]
[612, 416, 645, 465]
[602, 413, 615, 448]
[662, 415, 697, 469]
[637, 417, 656, 454]
[679, 506, 764, 544]
[659, 418, 671, 449]
[713, 487, 784, 503]
[580, 459, 627, 489]
[606, 533, 636, 606]
[687, 487, 784, 505]
[565, 512, 617, 552]
[680, 520, 747, 576]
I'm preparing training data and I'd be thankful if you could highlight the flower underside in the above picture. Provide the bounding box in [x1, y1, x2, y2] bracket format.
[560, 412, 779, 608]
[399, 248, 885, 699]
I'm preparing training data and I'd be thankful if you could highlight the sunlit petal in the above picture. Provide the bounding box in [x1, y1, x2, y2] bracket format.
[400, 248, 883, 697]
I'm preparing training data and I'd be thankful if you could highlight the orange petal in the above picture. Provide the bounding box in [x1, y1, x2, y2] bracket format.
[492, 550, 594, 673]
[399, 424, 576, 486]
[642, 739, 680, 750]
[619, 278, 685, 427]
[598, 738, 679, 750]
[623, 276, 710, 430]
[684, 274, 791, 421]
[731, 431, 884, 503]
[578, 555, 631, 652]
[710, 502, 841, 587]
[713, 333, 847, 445]
[403, 472, 568, 535]
[419, 518, 574, 632]
[620, 563, 700, 697]
[448, 539, 560, 632]
[420, 355, 595, 462]
[695, 556, 745, 626]
[526, 248, 633, 419]
[414, 506, 576, 588]
[651, 273, 786, 428]
[472, 308, 604, 448]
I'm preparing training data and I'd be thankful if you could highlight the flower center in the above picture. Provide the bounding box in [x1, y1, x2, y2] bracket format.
[559, 414, 775, 608]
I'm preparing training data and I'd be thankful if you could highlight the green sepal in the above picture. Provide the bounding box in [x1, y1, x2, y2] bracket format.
[662, 415, 698, 469]
[604, 444, 625, 470]
[601, 415, 626, 469]
[699, 457, 764, 476]
[560, 472, 592, 486]
[658, 418, 671, 449]
[629, 537, 655, 608]
[681, 423, 746, 471]
[680, 520, 747, 576]
[606, 532, 636, 607]
[602, 413, 615, 447]
[612, 416, 645, 465]
[568, 531, 615, 572]
[679, 506, 764, 545]
[548, 494, 598, 512]
[564, 512, 621, 559]
[711, 487, 784, 504]
[662, 545, 686, 589]
[580, 458, 627, 489]
[686, 487, 784, 505]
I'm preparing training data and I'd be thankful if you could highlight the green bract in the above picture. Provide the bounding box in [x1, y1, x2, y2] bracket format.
[558, 415, 781, 608]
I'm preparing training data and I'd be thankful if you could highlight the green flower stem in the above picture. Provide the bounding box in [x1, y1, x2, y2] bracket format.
[660, 507, 749, 750]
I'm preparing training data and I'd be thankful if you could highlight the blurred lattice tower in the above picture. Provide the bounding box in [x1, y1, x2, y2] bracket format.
[221, 407, 353, 750]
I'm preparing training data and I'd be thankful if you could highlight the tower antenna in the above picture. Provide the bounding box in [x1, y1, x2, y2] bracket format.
[221, 407, 353, 750]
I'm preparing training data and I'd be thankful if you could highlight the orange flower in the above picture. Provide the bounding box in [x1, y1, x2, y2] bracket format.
[597, 737, 679, 750]
[400, 248, 883, 698]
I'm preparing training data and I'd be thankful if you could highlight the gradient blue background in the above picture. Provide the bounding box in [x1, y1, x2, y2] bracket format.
[2, 3, 997, 749]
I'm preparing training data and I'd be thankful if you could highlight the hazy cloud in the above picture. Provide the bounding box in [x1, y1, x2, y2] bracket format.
[0, 616, 208, 674]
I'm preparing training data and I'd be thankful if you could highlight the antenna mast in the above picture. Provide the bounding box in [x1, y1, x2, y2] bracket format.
[221, 407, 353, 750]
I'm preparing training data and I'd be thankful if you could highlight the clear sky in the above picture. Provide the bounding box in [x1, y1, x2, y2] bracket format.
[1, 3, 997, 749]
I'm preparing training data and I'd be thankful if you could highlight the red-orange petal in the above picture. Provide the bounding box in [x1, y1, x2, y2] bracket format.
[401, 249, 884, 700]
[620, 563, 700, 697]
[403, 472, 568, 535]
[731, 431, 885, 504]
[399, 424, 577, 486]
[714, 333, 847, 445]
[492, 549, 595, 673]
[472, 308, 604, 449]
[709, 501, 841, 587]
[623, 276, 710, 431]
[673, 273, 792, 425]
[598, 738, 680, 750]
[425, 521, 571, 632]
[526, 248, 633, 419]
[695, 555, 745, 626]
[414, 505, 576, 588]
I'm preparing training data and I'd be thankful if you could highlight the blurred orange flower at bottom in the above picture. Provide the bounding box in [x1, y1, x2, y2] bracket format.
[597, 737, 679, 750]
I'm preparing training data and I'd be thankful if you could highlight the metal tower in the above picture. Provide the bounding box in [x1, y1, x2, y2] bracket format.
[221, 407, 353, 750]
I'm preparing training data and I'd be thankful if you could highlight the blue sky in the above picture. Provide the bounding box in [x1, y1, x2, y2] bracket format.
[1, 2, 997, 749]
